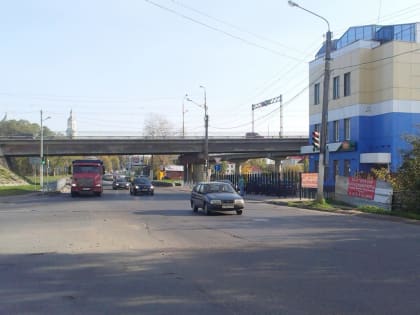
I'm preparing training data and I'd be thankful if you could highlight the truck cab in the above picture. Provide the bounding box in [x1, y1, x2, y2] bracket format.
[70, 159, 104, 197]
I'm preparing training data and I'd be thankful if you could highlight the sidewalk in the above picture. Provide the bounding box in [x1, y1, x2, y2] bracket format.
[243, 193, 311, 205]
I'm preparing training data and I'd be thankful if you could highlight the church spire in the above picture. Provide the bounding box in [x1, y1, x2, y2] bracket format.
[66, 110, 77, 138]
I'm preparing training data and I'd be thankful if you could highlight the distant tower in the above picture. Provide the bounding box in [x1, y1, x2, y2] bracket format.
[66, 110, 77, 138]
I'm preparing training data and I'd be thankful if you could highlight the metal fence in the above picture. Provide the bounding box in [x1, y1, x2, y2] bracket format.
[212, 172, 300, 197]
[212, 172, 339, 199]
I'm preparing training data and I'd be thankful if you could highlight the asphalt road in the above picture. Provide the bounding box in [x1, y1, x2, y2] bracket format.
[0, 187, 419, 315]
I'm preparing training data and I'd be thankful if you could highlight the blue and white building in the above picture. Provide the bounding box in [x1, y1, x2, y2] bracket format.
[302, 23, 420, 186]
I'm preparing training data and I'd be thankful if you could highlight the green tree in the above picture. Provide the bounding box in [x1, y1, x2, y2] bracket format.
[0, 119, 55, 175]
[394, 133, 420, 211]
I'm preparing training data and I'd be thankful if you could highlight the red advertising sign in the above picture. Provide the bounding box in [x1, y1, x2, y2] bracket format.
[347, 177, 376, 200]
[301, 173, 318, 189]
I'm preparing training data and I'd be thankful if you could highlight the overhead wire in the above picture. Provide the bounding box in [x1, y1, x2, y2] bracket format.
[169, 0, 308, 56]
[4, 2, 420, 134]
[143, 0, 305, 62]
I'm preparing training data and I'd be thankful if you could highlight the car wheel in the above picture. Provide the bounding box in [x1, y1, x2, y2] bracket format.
[150, 191, 154, 196]
[236, 210, 243, 215]
[204, 203, 210, 215]
[191, 201, 198, 212]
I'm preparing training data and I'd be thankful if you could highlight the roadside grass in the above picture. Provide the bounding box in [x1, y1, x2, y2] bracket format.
[0, 176, 68, 196]
[357, 205, 420, 220]
[0, 184, 38, 196]
[23, 175, 66, 185]
[287, 199, 420, 221]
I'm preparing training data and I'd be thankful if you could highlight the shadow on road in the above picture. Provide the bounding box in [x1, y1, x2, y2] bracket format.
[1, 239, 420, 315]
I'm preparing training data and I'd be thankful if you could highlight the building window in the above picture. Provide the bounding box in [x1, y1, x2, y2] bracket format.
[344, 118, 351, 140]
[333, 76, 340, 99]
[344, 72, 351, 97]
[333, 120, 339, 142]
[333, 160, 339, 179]
[344, 160, 351, 176]
[314, 83, 320, 105]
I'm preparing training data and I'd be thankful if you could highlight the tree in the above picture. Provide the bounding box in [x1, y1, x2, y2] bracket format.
[143, 113, 175, 138]
[0, 119, 55, 175]
[394, 133, 420, 211]
[143, 114, 178, 179]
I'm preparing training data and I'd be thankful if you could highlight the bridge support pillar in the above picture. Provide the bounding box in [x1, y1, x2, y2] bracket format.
[232, 159, 249, 175]
[275, 159, 283, 174]
[184, 163, 194, 185]
[235, 163, 241, 175]
[190, 163, 206, 183]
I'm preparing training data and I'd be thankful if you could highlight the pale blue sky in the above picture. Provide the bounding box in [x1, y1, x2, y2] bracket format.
[1, 0, 420, 136]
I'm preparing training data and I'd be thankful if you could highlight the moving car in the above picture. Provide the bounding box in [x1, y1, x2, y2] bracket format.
[102, 173, 114, 188]
[130, 177, 154, 195]
[217, 179, 239, 192]
[112, 177, 130, 190]
[190, 181, 244, 215]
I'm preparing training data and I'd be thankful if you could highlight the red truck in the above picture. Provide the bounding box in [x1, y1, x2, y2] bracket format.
[70, 159, 104, 197]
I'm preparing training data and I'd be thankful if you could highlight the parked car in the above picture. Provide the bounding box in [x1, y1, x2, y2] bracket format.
[190, 181, 244, 215]
[130, 177, 154, 195]
[112, 177, 130, 190]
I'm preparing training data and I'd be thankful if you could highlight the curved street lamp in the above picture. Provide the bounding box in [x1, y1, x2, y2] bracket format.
[288, 0, 332, 201]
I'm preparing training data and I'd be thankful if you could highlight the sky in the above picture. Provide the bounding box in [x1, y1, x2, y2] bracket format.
[1, 0, 420, 137]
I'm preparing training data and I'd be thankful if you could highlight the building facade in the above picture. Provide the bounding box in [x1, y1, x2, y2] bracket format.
[302, 23, 420, 187]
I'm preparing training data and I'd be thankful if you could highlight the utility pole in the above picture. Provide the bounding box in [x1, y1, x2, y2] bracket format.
[40, 110, 50, 192]
[289, 0, 331, 201]
[182, 94, 188, 138]
[186, 86, 209, 181]
[318, 30, 332, 201]
[279, 95, 283, 138]
[201, 85, 209, 181]
[40, 110, 44, 192]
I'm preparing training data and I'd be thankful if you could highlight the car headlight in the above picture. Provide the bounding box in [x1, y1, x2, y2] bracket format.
[135, 185, 139, 189]
[210, 200, 222, 205]
[234, 199, 244, 206]
[150, 186, 154, 189]
[71, 183, 77, 187]
[95, 183, 102, 187]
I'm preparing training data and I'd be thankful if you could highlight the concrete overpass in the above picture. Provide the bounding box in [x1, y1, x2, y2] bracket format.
[0, 136, 308, 158]
[0, 136, 308, 181]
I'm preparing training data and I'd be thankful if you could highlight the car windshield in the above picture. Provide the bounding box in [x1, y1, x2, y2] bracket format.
[116, 178, 127, 182]
[134, 178, 150, 185]
[73, 165, 101, 174]
[103, 174, 114, 181]
[204, 183, 235, 193]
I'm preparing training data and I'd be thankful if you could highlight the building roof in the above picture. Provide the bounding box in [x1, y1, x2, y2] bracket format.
[316, 22, 418, 58]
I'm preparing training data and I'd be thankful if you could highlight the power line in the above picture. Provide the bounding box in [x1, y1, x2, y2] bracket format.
[143, 0, 305, 62]
[169, 0, 307, 56]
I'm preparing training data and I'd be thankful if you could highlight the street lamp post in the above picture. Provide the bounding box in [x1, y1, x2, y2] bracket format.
[288, 0, 331, 201]
[186, 86, 209, 181]
[200, 85, 209, 182]
[40, 110, 51, 192]
[182, 94, 188, 138]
